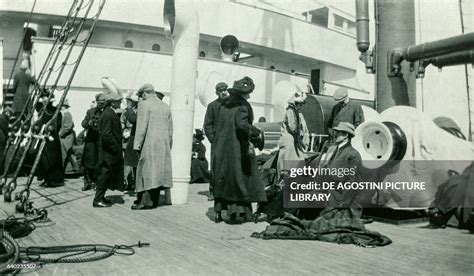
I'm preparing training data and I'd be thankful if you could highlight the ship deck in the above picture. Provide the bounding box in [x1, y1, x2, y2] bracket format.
[1, 178, 473, 275]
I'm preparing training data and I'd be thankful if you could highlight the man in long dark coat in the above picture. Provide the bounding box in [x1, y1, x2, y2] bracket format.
[12, 60, 36, 117]
[81, 93, 105, 191]
[203, 82, 228, 201]
[93, 90, 124, 208]
[327, 88, 364, 134]
[35, 90, 64, 187]
[212, 77, 267, 223]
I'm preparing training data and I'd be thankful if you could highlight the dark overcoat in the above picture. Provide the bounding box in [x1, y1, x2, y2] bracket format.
[97, 106, 124, 191]
[122, 107, 139, 167]
[324, 142, 362, 208]
[203, 98, 222, 143]
[327, 101, 364, 129]
[81, 107, 100, 169]
[34, 103, 64, 183]
[212, 94, 267, 203]
[190, 142, 210, 183]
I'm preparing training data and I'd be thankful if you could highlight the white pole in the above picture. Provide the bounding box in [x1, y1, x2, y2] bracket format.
[167, 1, 199, 204]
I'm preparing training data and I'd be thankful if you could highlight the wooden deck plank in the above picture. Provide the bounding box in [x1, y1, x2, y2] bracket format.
[1, 178, 473, 275]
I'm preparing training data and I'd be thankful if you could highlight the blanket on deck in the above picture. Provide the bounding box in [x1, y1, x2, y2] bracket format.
[252, 208, 392, 247]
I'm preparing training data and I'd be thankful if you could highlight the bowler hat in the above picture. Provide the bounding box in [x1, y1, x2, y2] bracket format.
[333, 122, 355, 138]
[333, 87, 348, 101]
[227, 76, 255, 95]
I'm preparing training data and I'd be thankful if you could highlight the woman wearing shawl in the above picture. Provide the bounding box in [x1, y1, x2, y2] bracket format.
[277, 88, 310, 175]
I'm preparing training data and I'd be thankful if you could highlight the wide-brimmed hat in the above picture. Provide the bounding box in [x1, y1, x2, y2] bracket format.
[333, 87, 348, 101]
[333, 122, 355, 138]
[126, 90, 139, 102]
[227, 76, 255, 95]
[193, 129, 205, 141]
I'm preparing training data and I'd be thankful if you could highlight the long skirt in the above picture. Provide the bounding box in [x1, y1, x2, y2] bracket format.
[190, 158, 210, 183]
[124, 136, 139, 167]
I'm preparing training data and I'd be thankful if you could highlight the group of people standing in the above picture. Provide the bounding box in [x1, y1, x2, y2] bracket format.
[81, 80, 173, 210]
[202, 77, 366, 224]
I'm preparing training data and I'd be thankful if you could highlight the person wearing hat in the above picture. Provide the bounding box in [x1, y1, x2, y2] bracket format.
[319, 122, 362, 208]
[277, 88, 310, 176]
[80, 93, 106, 191]
[93, 81, 124, 208]
[33, 89, 64, 187]
[11, 59, 36, 118]
[132, 83, 173, 210]
[0, 107, 13, 175]
[190, 129, 210, 184]
[203, 82, 228, 201]
[121, 90, 140, 191]
[59, 98, 80, 176]
[327, 87, 364, 136]
[211, 76, 267, 223]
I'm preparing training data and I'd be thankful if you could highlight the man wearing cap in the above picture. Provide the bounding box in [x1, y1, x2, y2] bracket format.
[93, 83, 124, 208]
[320, 122, 362, 208]
[133, 83, 173, 210]
[12, 59, 36, 118]
[211, 76, 266, 223]
[81, 93, 105, 191]
[203, 82, 228, 201]
[60, 99, 80, 175]
[327, 87, 364, 135]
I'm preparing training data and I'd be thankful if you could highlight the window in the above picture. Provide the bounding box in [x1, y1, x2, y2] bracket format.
[347, 21, 356, 35]
[124, 40, 133, 48]
[334, 14, 344, 28]
[152, 43, 161, 51]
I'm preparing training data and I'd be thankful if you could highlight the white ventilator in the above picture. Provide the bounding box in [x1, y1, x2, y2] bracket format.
[353, 106, 474, 208]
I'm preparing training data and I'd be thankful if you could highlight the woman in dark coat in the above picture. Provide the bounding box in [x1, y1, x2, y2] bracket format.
[212, 76, 267, 223]
[34, 90, 64, 187]
[190, 129, 210, 184]
[121, 91, 139, 190]
[80, 93, 105, 191]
